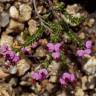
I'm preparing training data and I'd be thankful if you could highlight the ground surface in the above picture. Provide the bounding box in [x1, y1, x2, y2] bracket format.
[0, 0, 96, 96]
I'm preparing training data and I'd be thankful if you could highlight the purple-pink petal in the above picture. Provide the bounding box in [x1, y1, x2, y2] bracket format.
[77, 49, 84, 57]
[0, 45, 20, 64]
[52, 52, 60, 60]
[38, 69, 48, 80]
[0, 44, 9, 54]
[32, 69, 48, 81]
[84, 49, 91, 55]
[47, 43, 54, 52]
[59, 72, 75, 86]
[54, 43, 61, 52]
[5, 50, 15, 60]
[62, 72, 71, 80]
[12, 55, 20, 63]
[85, 40, 92, 49]
[32, 72, 41, 80]
[59, 78, 66, 85]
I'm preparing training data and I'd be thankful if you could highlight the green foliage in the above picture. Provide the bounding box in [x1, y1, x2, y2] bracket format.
[60, 20, 83, 47]
[54, 2, 65, 12]
[61, 51, 66, 65]
[24, 26, 44, 46]
[67, 29, 83, 47]
[63, 11, 85, 26]
[48, 21, 63, 42]
[23, 2, 84, 47]
[54, 2, 84, 26]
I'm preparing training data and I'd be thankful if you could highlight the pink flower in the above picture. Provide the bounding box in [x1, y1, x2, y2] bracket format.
[47, 43, 62, 61]
[4, 50, 15, 60]
[12, 55, 20, 63]
[0, 44, 20, 64]
[32, 72, 41, 80]
[32, 69, 48, 81]
[54, 43, 61, 52]
[59, 78, 66, 85]
[47, 43, 61, 52]
[0, 44, 9, 54]
[52, 52, 60, 60]
[84, 49, 91, 55]
[85, 40, 92, 49]
[38, 69, 48, 80]
[77, 40, 93, 57]
[47, 43, 54, 52]
[77, 49, 84, 57]
[59, 72, 75, 86]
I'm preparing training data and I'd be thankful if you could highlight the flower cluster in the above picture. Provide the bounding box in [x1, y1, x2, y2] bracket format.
[32, 69, 48, 81]
[47, 43, 61, 60]
[77, 40, 92, 57]
[59, 72, 75, 86]
[0, 44, 20, 64]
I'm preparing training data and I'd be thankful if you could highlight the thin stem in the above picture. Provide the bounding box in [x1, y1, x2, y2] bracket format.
[32, 0, 52, 32]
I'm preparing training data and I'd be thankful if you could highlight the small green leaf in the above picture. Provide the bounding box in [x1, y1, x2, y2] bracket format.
[24, 26, 44, 46]
[61, 51, 66, 65]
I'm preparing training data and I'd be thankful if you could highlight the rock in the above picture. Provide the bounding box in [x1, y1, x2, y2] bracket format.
[19, 4, 32, 22]
[0, 84, 15, 96]
[88, 18, 95, 27]
[0, 3, 4, 12]
[9, 6, 19, 19]
[9, 78, 17, 87]
[66, 4, 81, 15]
[38, 39, 48, 46]
[84, 56, 96, 75]
[9, 66, 17, 74]
[0, 69, 9, 78]
[46, 83, 54, 92]
[0, 35, 13, 47]
[48, 61, 60, 76]
[28, 19, 38, 36]
[6, 19, 24, 33]
[87, 76, 96, 89]
[16, 35, 25, 44]
[18, 0, 29, 3]
[84, 18, 95, 27]
[49, 75, 57, 83]
[0, 0, 13, 2]
[41, 80, 49, 93]
[0, 58, 5, 66]
[78, 32, 85, 40]
[0, 12, 9, 27]
[20, 81, 32, 86]
[81, 76, 87, 90]
[42, 93, 49, 96]
[17, 59, 30, 76]
[75, 87, 85, 96]
[36, 83, 42, 92]
[93, 93, 96, 96]
[21, 93, 37, 96]
[57, 91, 67, 96]
[35, 47, 46, 57]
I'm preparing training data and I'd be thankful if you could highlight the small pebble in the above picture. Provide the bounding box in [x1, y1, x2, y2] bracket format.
[9, 6, 19, 19]
[19, 4, 32, 22]
[0, 12, 9, 27]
